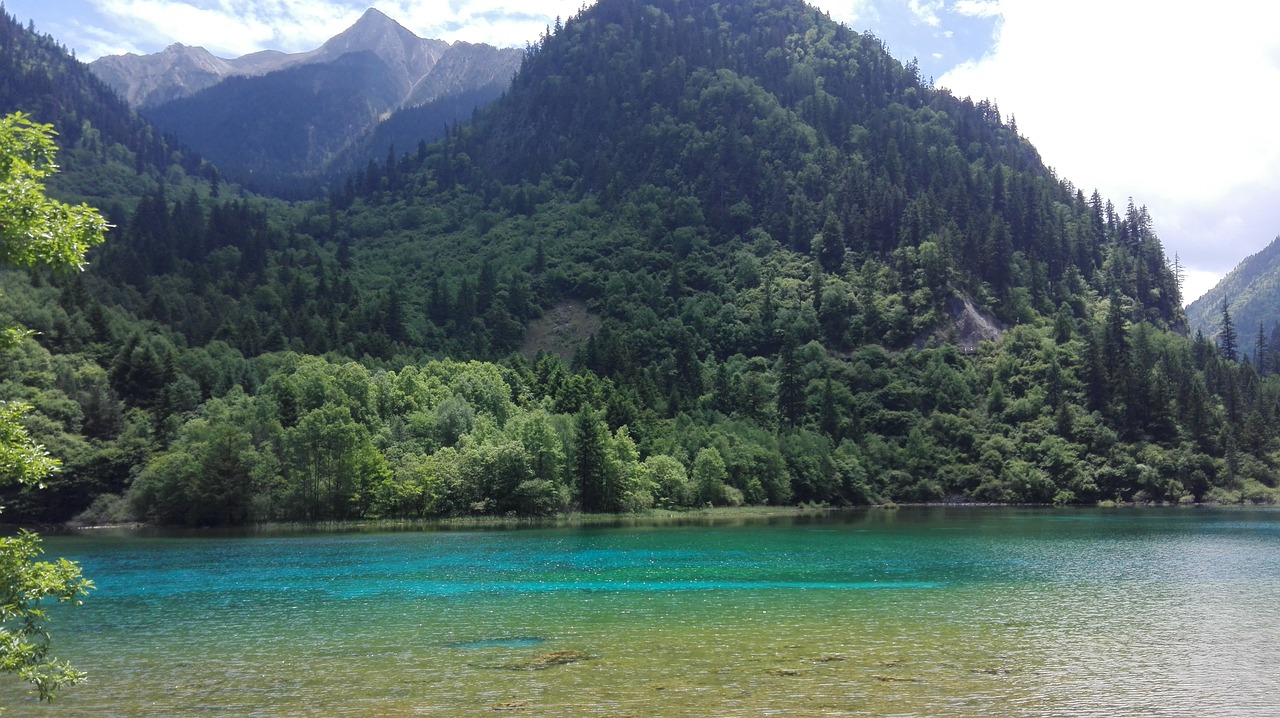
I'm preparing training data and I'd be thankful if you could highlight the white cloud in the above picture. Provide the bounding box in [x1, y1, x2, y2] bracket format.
[373, 0, 589, 48]
[87, 0, 358, 56]
[821, 1, 878, 27]
[938, 0, 1280, 302]
[952, 0, 1001, 18]
[907, 0, 944, 26]
[62, 20, 146, 59]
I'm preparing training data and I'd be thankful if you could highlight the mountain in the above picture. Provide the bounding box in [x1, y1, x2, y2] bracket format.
[143, 51, 408, 188]
[1186, 235, 1280, 360]
[88, 43, 240, 108]
[5, 0, 1279, 527]
[88, 9, 446, 108]
[326, 80, 509, 181]
[0, 7, 215, 212]
[92, 9, 521, 193]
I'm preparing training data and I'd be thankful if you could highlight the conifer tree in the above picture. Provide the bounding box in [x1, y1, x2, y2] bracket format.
[1219, 301, 1238, 362]
[1255, 322, 1268, 374]
[572, 406, 609, 512]
[816, 212, 845, 274]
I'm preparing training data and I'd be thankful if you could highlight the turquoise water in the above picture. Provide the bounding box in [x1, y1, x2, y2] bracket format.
[6, 507, 1280, 716]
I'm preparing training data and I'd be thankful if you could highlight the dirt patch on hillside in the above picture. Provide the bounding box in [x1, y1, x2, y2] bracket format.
[949, 295, 1005, 351]
[916, 294, 1006, 352]
[520, 300, 601, 360]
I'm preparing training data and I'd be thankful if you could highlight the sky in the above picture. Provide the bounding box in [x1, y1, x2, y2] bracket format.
[8, 0, 1280, 304]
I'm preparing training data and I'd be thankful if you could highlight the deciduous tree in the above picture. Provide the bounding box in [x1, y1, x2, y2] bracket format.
[0, 112, 103, 702]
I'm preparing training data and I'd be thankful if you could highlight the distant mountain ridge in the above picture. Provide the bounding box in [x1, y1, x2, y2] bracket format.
[1186, 235, 1280, 356]
[89, 8, 522, 195]
[88, 8, 511, 111]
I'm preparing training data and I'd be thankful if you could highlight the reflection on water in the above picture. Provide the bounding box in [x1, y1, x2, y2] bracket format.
[6, 507, 1280, 716]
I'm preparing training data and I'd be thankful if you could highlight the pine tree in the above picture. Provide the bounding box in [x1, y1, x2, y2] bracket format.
[815, 211, 845, 273]
[572, 406, 609, 513]
[1255, 322, 1268, 374]
[1219, 301, 1238, 362]
[775, 345, 805, 426]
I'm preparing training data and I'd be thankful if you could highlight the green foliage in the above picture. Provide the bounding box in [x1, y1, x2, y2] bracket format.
[0, 402, 58, 487]
[0, 531, 93, 702]
[0, 111, 102, 703]
[0, 113, 108, 269]
[1186, 235, 1280, 361]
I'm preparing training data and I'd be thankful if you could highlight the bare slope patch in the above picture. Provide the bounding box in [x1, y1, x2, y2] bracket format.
[520, 300, 601, 360]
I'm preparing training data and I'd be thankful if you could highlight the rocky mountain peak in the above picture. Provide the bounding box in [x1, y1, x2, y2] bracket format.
[310, 7, 448, 93]
[89, 7, 471, 108]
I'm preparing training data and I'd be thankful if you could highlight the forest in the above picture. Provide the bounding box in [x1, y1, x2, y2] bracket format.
[2, 0, 1279, 528]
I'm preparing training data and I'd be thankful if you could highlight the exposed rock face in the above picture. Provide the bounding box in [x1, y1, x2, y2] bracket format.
[405, 42, 523, 108]
[304, 8, 450, 101]
[947, 295, 1006, 352]
[88, 8, 519, 111]
[89, 43, 234, 107]
[914, 294, 1006, 353]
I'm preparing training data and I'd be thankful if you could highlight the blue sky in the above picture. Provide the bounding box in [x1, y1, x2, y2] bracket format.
[7, 0, 1280, 303]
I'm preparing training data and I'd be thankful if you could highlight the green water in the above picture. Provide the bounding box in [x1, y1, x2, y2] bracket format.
[6, 507, 1280, 716]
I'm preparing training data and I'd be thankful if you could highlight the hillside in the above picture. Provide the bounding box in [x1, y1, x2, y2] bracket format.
[1186, 235, 1280, 364]
[0, 8, 215, 210]
[143, 51, 406, 188]
[3, 0, 1279, 527]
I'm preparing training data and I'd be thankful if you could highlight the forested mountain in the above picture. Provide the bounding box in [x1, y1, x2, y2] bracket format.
[143, 51, 407, 191]
[0, 8, 217, 208]
[94, 9, 521, 195]
[3, 0, 1279, 529]
[1186, 235, 1280, 367]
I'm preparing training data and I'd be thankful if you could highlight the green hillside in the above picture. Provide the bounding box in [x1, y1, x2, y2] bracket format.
[0, 9, 223, 211]
[1186, 235, 1280, 369]
[2, 0, 1278, 527]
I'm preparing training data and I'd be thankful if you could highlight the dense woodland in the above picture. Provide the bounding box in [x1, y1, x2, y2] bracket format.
[2, 0, 1279, 527]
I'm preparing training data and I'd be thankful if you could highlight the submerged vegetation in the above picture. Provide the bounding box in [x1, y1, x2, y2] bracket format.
[0, 0, 1278, 528]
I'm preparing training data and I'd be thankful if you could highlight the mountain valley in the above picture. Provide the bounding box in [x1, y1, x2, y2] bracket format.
[1, 0, 1278, 527]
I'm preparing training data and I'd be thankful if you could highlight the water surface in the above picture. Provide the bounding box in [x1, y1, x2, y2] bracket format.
[6, 507, 1280, 716]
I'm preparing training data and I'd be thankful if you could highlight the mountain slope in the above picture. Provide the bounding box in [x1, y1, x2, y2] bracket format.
[404, 41, 521, 106]
[88, 43, 237, 108]
[143, 51, 407, 186]
[0, 7, 216, 212]
[1186, 235, 1280, 357]
[430, 0, 1182, 326]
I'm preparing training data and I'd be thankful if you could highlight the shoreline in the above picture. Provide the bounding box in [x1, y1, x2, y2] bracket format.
[27, 500, 1279, 537]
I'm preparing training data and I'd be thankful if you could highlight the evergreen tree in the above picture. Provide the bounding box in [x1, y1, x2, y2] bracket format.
[572, 406, 610, 512]
[816, 211, 845, 274]
[775, 345, 805, 426]
[1255, 322, 1268, 374]
[1219, 301, 1238, 362]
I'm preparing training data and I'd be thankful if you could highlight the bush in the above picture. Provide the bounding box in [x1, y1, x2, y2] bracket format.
[74, 493, 133, 525]
[514, 479, 568, 516]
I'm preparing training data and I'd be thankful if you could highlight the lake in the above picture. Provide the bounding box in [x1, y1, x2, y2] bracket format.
[6, 507, 1280, 716]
